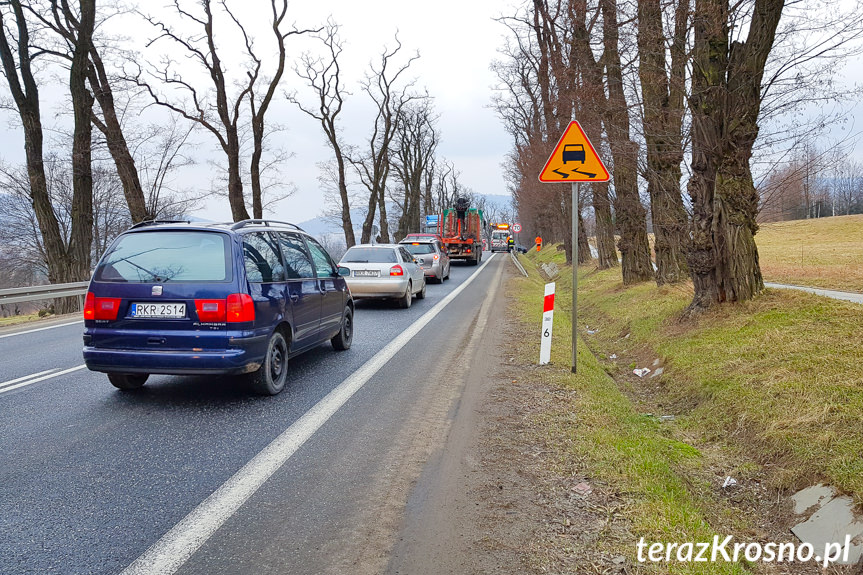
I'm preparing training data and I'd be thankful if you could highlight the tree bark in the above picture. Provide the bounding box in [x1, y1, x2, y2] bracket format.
[602, 0, 653, 285]
[68, 0, 96, 284]
[82, 43, 147, 224]
[0, 2, 73, 288]
[637, 0, 690, 284]
[571, 2, 618, 269]
[687, 0, 781, 312]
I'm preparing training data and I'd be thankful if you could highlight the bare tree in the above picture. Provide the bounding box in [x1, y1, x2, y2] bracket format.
[601, 0, 653, 284]
[392, 99, 438, 241]
[245, 0, 317, 218]
[350, 36, 423, 244]
[24, 0, 151, 223]
[0, 0, 94, 297]
[289, 21, 356, 247]
[129, 0, 254, 221]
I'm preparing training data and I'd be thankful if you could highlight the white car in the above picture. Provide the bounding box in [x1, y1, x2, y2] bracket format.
[339, 244, 427, 308]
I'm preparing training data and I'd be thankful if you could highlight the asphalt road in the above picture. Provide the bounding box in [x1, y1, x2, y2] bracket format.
[0, 252, 507, 575]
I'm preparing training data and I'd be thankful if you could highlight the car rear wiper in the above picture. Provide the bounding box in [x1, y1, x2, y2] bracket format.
[110, 256, 168, 281]
[345, 260, 368, 263]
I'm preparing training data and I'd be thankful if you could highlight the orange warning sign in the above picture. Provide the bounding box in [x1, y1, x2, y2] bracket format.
[538, 121, 610, 183]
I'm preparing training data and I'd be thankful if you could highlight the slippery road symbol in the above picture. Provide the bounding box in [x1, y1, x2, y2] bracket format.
[538, 121, 610, 183]
[552, 167, 598, 179]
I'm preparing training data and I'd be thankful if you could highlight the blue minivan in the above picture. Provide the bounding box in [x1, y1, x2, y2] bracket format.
[83, 220, 353, 395]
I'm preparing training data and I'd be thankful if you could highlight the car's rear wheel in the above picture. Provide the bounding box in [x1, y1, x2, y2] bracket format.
[398, 282, 412, 308]
[416, 280, 426, 299]
[249, 330, 289, 395]
[331, 305, 353, 351]
[107, 373, 148, 390]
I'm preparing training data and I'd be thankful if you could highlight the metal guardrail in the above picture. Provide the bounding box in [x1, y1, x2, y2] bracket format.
[510, 251, 529, 277]
[0, 281, 89, 306]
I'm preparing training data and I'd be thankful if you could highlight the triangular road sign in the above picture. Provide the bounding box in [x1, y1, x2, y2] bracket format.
[538, 121, 610, 183]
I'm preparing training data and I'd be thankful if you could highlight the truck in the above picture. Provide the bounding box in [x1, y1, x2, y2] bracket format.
[489, 223, 511, 253]
[438, 197, 484, 266]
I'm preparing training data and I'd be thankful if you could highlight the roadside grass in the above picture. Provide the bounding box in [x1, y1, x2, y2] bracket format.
[509, 247, 748, 573]
[572, 258, 863, 502]
[756, 213, 863, 292]
[0, 313, 42, 327]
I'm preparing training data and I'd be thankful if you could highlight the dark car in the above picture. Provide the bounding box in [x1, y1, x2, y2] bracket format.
[83, 219, 354, 395]
[562, 144, 586, 164]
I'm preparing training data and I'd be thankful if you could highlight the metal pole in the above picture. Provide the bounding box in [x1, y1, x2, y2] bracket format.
[572, 181, 578, 374]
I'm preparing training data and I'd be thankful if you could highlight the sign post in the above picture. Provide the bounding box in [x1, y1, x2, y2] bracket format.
[539, 282, 555, 365]
[537, 121, 610, 374]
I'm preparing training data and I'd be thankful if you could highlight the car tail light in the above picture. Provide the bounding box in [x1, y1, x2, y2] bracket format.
[390, 265, 404, 276]
[84, 292, 95, 320]
[195, 299, 227, 322]
[466, 248, 472, 254]
[227, 293, 255, 323]
[84, 292, 121, 320]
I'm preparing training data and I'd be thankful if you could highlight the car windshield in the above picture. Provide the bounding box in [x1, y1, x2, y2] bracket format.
[341, 247, 397, 264]
[492, 231, 508, 239]
[403, 243, 435, 255]
[95, 231, 230, 283]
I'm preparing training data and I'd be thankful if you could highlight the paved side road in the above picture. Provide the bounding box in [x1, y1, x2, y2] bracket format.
[764, 282, 863, 304]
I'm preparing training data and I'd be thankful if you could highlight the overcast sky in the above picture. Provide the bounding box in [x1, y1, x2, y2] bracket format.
[1, 0, 862, 226]
[136, 0, 521, 224]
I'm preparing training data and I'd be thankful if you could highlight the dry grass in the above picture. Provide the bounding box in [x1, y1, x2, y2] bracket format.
[0, 313, 42, 327]
[756, 214, 863, 292]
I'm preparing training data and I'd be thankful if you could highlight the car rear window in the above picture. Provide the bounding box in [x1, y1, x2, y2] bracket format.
[95, 231, 230, 283]
[403, 243, 435, 255]
[341, 247, 397, 264]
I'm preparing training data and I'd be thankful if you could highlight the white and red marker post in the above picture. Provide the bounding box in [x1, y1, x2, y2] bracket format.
[539, 282, 555, 365]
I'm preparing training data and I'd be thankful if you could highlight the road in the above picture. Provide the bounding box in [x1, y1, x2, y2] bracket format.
[0, 252, 508, 575]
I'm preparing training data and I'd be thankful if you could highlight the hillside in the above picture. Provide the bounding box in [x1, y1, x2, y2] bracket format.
[756, 214, 863, 293]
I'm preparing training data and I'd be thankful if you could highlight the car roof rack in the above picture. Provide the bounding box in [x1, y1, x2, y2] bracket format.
[230, 219, 306, 232]
[130, 219, 193, 229]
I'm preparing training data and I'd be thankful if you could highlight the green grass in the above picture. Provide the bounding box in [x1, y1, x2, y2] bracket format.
[509, 248, 750, 573]
[569, 256, 863, 501]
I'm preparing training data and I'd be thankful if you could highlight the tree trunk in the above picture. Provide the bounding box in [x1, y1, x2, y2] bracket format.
[577, 206, 591, 264]
[250, 115, 264, 219]
[593, 182, 618, 268]
[226, 132, 249, 222]
[602, 0, 653, 285]
[68, 0, 95, 275]
[637, 0, 689, 285]
[88, 48, 148, 223]
[335, 153, 356, 248]
[0, 2, 69, 286]
[686, 0, 781, 313]
[361, 191, 377, 243]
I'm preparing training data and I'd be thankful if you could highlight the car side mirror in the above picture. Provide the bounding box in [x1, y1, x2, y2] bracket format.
[337, 266, 350, 277]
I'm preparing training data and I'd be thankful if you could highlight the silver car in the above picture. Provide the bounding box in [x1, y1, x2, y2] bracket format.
[339, 244, 427, 308]
[400, 239, 450, 283]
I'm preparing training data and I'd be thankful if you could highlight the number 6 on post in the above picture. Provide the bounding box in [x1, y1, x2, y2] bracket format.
[539, 282, 555, 365]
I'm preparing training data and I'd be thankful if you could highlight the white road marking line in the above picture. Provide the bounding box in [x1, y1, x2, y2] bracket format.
[120, 254, 498, 575]
[0, 365, 86, 395]
[0, 320, 83, 339]
[0, 368, 61, 390]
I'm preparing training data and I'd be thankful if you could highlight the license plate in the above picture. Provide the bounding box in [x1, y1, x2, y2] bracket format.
[131, 302, 186, 318]
[354, 270, 380, 277]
